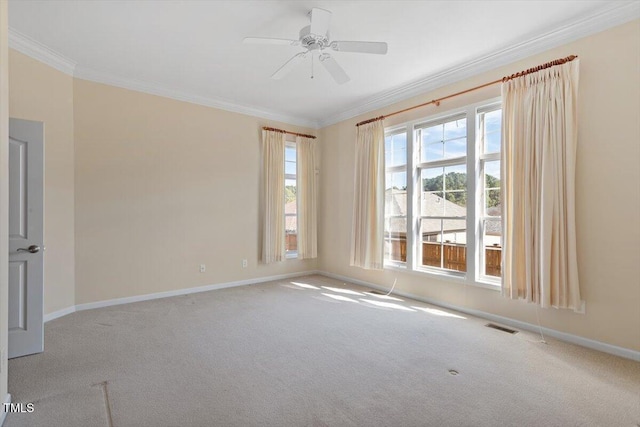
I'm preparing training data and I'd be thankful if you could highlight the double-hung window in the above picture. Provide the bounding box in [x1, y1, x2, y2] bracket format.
[383, 100, 502, 286]
[478, 106, 502, 279]
[284, 141, 297, 257]
[384, 132, 408, 264]
[417, 114, 468, 274]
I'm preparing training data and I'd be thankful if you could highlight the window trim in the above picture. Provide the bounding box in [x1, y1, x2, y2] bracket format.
[383, 97, 502, 289]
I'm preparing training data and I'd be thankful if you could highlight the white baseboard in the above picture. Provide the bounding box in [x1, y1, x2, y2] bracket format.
[45, 270, 320, 322]
[0, 393, 11, 426]
[44, 306, 77, 323]
[319, 271, 640, 362]
[41, 269, 639, 361]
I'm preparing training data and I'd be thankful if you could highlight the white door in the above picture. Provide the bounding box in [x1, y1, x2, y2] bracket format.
[8, 118, 44, 359]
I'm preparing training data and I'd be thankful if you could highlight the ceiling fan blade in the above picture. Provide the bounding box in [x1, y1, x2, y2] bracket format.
[271, 52, 308, 80]
[330, 41, 388, 55]
[319, 54, 350, 85]
[243, 37, 300, 46]
[309, 8, 332, 36]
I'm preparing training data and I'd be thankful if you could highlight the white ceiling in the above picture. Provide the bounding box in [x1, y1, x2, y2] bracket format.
[7, 1, 639, 128]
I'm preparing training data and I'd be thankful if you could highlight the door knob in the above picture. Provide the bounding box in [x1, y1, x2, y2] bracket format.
[17, 245, 40, 254]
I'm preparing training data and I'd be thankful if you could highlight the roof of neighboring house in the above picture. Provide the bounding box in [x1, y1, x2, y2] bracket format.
[285, 201, 297, 231]
[385, 190, 501, 236]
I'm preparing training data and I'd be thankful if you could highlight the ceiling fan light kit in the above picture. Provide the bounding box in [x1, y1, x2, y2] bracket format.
[243, 7, 388, 84]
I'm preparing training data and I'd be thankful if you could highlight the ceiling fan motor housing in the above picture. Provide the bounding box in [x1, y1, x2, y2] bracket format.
[299, 25, 329, 51]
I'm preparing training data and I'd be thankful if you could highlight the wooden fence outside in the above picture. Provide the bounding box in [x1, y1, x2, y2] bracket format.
[285, 233, 297, 252]
[386, 239, 501, 277]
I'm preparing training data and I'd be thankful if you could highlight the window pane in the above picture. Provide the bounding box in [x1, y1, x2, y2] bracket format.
[444, 118, 467, 140]
[385, 133, 407, 167]
[444, 137, 466, 158]
[285, 146, 296, 162]
[421, 166, 466, 216]
[485, 131, 501, 153]
[385, 175, 406, 217]
[484, 160, 500, 215]
[444, 164, 467, 211]
[421, 124, 444, 162]
[420, 218, 466, 272]
[422, 167, 443, 191]
[421, 125, 442, 144]
[484, 218, 502, 277]
[422, 167, 444, 216]
[285, 214, 297, 252]
[285, 160, 296, 175]
[285, 178, 296, 208]
[484, 109, 502, 133]
[384, 217, 407, 263]
[482, 109, 502, 154]
[386, 171, 407, 192]
[421, 118, 467, 163]
[423, 142, 444, 162]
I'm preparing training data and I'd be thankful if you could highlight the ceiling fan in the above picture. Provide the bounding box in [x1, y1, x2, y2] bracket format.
[243, 8, 388, 84]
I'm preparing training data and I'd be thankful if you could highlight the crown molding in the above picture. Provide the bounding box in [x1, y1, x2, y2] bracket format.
[8, 28, 76, 76]
[72, 66, 319, 129]
[318, 1, 640, 128]
[8, 1, 638, 130]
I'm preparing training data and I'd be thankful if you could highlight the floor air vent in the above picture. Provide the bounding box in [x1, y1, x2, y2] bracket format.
[485, 323, 519, 334]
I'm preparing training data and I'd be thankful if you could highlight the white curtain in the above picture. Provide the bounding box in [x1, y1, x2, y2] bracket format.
[262, 129, 285, 263]
[501, 59, 581, 310]
[296, 136, 317, 259]
[350, 120, 385, 270]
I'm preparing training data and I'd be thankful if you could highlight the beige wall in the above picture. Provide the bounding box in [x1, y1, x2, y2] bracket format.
[319, 20, 640, 351]
[8, 50, 76, 316]
[73, 79, 317, 304]
[0, 0, 9, 406]
[4, 18, 638, 355]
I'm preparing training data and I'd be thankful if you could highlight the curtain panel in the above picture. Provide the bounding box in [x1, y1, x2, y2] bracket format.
[350, 120, 385, 270]
[261, 130, 286, 263]
[297, 136, 317, 259]
[501, 59, 581, 310]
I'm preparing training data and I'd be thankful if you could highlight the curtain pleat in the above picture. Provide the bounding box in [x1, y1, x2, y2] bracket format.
[262, 130, 285, 263]
[297, 136, 317, 259]
[350, 120, 385, 270]
[501, 60, 581, 310]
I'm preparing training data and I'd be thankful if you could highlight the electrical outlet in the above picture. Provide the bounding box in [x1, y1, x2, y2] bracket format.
[199, 264, 206, 273]
[242, 259, 248, 268]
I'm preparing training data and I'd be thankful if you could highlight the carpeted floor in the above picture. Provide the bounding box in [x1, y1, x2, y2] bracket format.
[6, 274, 640, 426]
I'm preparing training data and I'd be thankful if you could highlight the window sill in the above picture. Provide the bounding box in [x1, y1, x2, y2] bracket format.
[383, 263, 501, 291]
[285, 252, 298, 260]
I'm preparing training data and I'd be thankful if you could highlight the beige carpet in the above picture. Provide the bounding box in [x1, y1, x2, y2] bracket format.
[6, 274, 640, 426]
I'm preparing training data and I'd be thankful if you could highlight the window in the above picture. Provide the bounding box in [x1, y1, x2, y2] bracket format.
[383, 100, 502, 286]
[384, 132, 407, 264]
[478, 107, 502, 278]
[417, 115, 467, 274]
[284, 141, 297, 257]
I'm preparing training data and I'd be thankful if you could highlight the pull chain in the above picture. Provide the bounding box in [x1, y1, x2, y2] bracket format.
[311, 53, 314, 79]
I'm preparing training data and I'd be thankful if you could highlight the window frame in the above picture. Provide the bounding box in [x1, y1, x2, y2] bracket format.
[382, 97, 502, 289]
[476, 103, 503, 284]
[415, 112, 468, 277]
[384, 126, 409, 269]
[284, 138, 298, 259]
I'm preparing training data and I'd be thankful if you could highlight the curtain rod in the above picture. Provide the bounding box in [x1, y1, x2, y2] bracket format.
[356, 55, 578, 127]
[262, 126, 316, 139]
